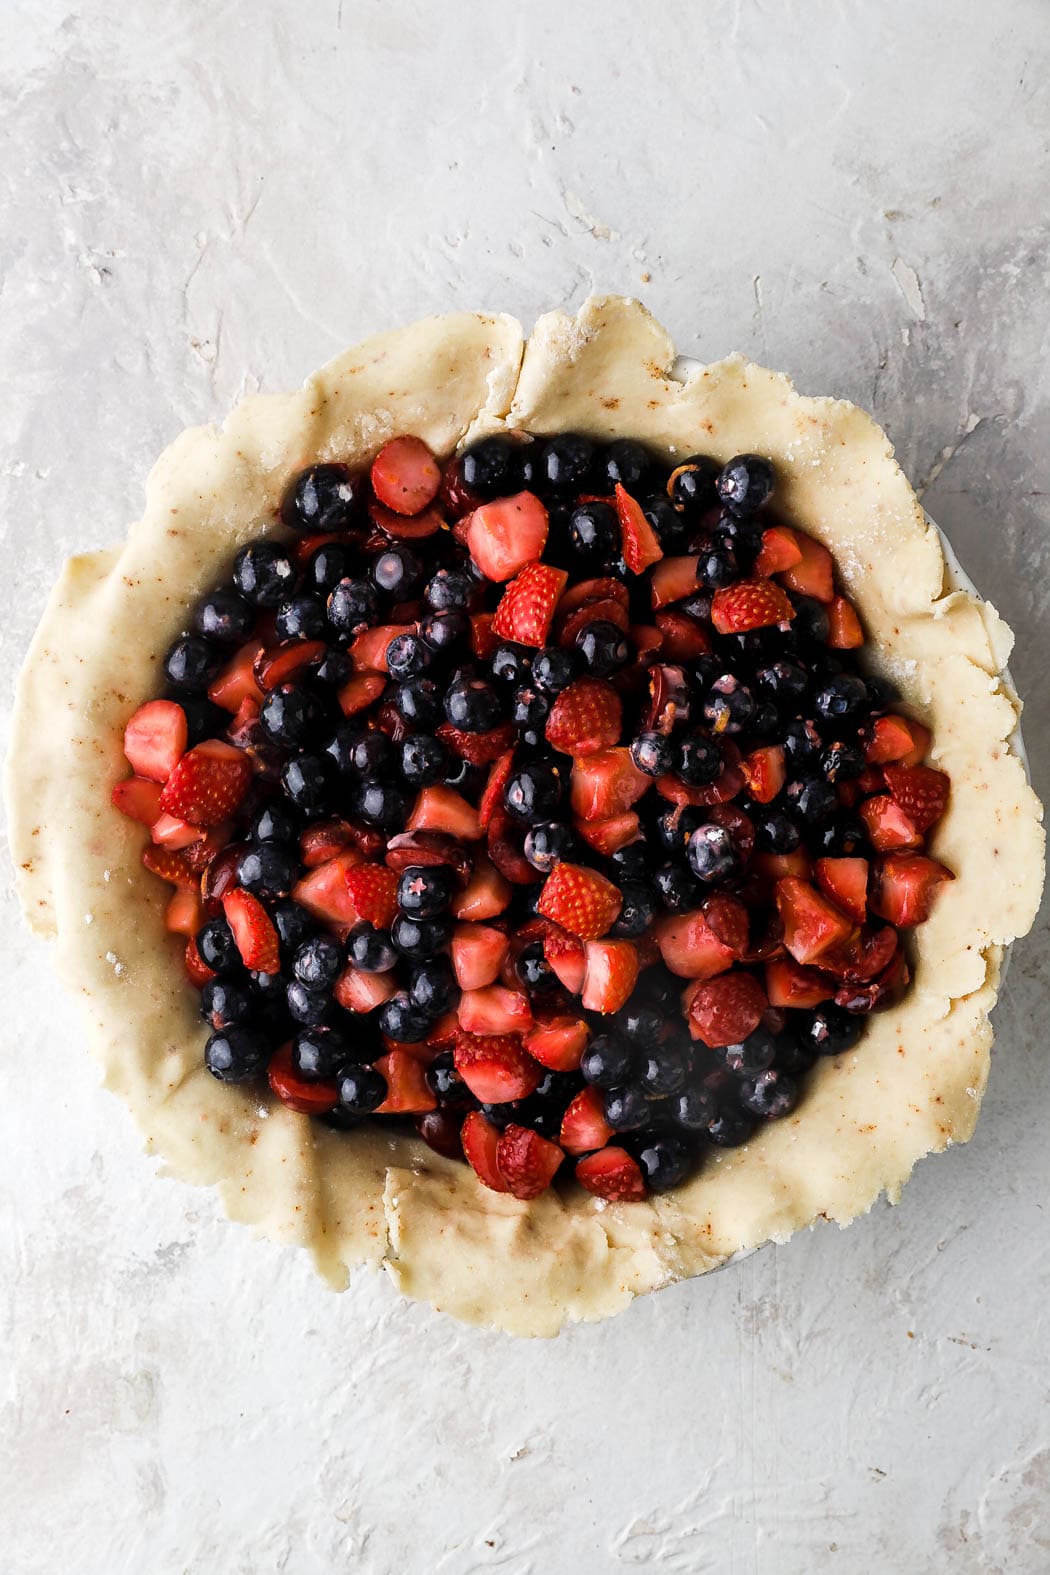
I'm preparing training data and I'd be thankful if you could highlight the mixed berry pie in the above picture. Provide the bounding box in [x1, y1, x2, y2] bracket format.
[9, 297, 1043, 1334]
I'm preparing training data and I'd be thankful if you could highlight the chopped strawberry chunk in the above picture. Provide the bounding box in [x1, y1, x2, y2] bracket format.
[299, 819, 358, 869]
[142, 844, 198, 889]
[650, 555, 700, 609]
[644, 663, 691, 734]
[740, 745, 786, 804]
[556, 576, 630, 616]
[882, 764, 949, 833]
[337, 673, 386, 716]
[470, 611, 499, 659]
[374, 1050, 438, 1114]
[614, 484, 663, 573]
[449, 852, 512, 920]
[149, 811, 207, 848]
[341, 863, 396, 927]
[776, 877, 857, 964]
[764, 956, 834, 1009]
[815, 857, 869, 923]
[268, 1044, 339, 1114]
[111, 775, 164, 826]
[457, 984, 533, 1036]
[479, 751, 515, 831]
[208, 641, 265, 712]
[407, 785, 482, 841]
[711, 578, 795, 634]
[779, 531, 834, 603]
[859, 795, 922, 851]
[835, 944, 911, 1015]
[436, 721, 517, 765]
[292, 848, 365, 924]
[461, 1111, 510, 1192]
[545, 677, 623, 757]
[184, 936, 216, 988]
[570, 748, 650, 820]
[255, 639, 327, 691]
[123, 699, 187, 782]
[536, 862, 622, 940]
[654, 609, 712, 660]
[524, 1015, 589, 1072]
[452, 923, 509, 990]
[574, 812, 641, 856]
[453, 1033, 542, 1102]
[687, 970, 768, 1047]
[864, 713, 930, 765]
[158, 740, 253, 827]
[492, 562, 568, 646]
[496, 1123, 564, 1199]
[827, 595, 864, 648]
[754, 524, 802, 576]
[334, 965, 397, 1013]
[560, 1086, 614, 1155]
[575, 1146, 646, 1201]
[222, 888, 280, 972]
[350, 623, 414, 674]
[656, 759, 745, 807]
[581, 939, 639, 1013]
[655, 908, 736, 980]
[557, 597, 632, 647]
[164, 888, 203, 936]
[465, 491, 549, 581]
[370, 435, 441, 515]
[870, 853, 954, 926]
[819, 924, 899, 982]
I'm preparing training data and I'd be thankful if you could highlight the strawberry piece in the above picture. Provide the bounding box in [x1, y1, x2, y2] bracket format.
[815, 857, 869, 923]
[524, 1015, 589, 1072]
[407, 785, 482, 840]
[479, 751, 515, 831]
[465, 491, 549, 581]
[701, 893, 750, 953]
[208, 641, 265, 712]
[544, 925, 587, 993]
[644, 664, 691, 734]
[570, 748, 650, 820]
[368, 500, 446, 539]
[560, 1086, 615, 1155]
[385, 829, 470, 881]
[486, 809, 540, 885]
[453, 1033, 542, 1102]
[827, 595, 864, 648]
[883, 764, 950, 833]
[557, 597, 632, 647]
[740, 745, 786, 804]
[291, 531, 346, 566]
[469, 611, 498, 659]
[556, 576, 631, 616]
[373, 1049, 438, 1114]
[461, 1111, 510, 1192]
[631, 622, 664, 658]
[111, 775, 164, 826]
[711, 578, 795, 634]
[776, 877, 857, 964]
[299, 819, 358, 869]
[268, 1043, 339, 1114]
[779, 531, 834, 603]
[574, 812, 641, 856]
[819, 924, 899, 982]
[754, 524, 802, 576]
[344, 863, 398, 927]
[123, 699, 187, 782]
[164, 888, 203, 936]
[614, 483, 663, 573]
[458, 984, 533, 1036]
[334, 965, 397, 1013]
[653, 609, 712, 660]
[436, 720, 517, 765]
[835, 944, 911, 1015]
[496, 1123, 564, 1199]
[369, 434, 441, 515]
[859, 795, 922, 852]
[450, 853, 511, 920]
[650, 555, 700, 609]
[870, 853, 954, 926]
[141, 844, 197, 888]
[158, 740, 253, 827]
[151, 812, 206, 849]
[686, 970, 768, 1048]
[255, 639, 327, 691]
[580, 939, 639, 1013]
[439, 457, 484, 519]
[536, 862, 622, 940]
[492, 562, 568, 646]
[350, 623, 414, 674]
[202, 845, 243, 903]
[337, 673, 386, 717]
[292, 849, 364, 924]
[545, 678, 622, 757]
[184, 936, 216, 988]
[864, 714, 928, 765]
[222, 888, 280, 972]
[764, 956, 833, 1009]
[656, 909, 736, 980]
[575, 1146, 646, 1201]
[656, 760, 744, 807]
[452, 923, 509, 990]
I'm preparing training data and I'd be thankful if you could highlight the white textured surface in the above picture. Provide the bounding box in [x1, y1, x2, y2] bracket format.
[2, 3, 1049, 1571]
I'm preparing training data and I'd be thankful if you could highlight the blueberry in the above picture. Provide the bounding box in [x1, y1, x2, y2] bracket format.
[391, 913, 452, 960]
[791, 596, 830, 645]
[304, 542, 357, 596]
[179, 695, 228, 747]
[400, 733, 448, 786]
[347, 922, 399, 972]
[238, 841, 299, 898]
[643, 494, 690, 554]
[667, 455, 720, 515]
[381, 633, 429, 681]
[514, 941, 554, 992]
[656, 805, 705, 853]
[609, 842, 654, 881]
[653, 862, 702, 912]
[716, 454, 775, 515]
[377, 992, 431, 1043]
[603, 1085, 650, 1131]
[271, 900, 315, 954]
[755, 659, 809, 705]
[687, 823, 740, 883]
[419, 610, 468, 654]
[782, 717, 823, 768]
[815, 673, 869, 725]
[314, 649, 354, 687]
[286, 980, 330, 1026]
[716, 516, 763, 569]
[676, 733, 723, 785]
[292, 1024, 350, 1080]
[523, 820, 575, 873]
[371, 545, 423, 599]
[504, 762, 562, 824]
[281, 754, 329, 814]
[259, 683, 324, 748]
[630, 732, 674, 777]
[443, 756, 486, 795]
[739, 1067, 799, 1119]
[460, 435, 517, 497]
[204, 1027, 270, 1083]
[617, 1003, 665, 1045]
[397, 678, 443, 729]
[426, 1050, 473, 1107]
[293, 933, 344, 990]
[864, 675, 898, 712]
[716, 1027, 777, 1078]
[397, 865, 455, 919]
[491, 643, 532, 685]
[569, 502, 619, 560]
[575, 620, 630, 676]
[425, 568, 475, 611]
[817, 813, 869, 858]
[337, 1063, 388, 1114]
[194, 588, 254, 645]
[282, 463, 363, 533]
[706, 1105, 756, 1147]
[532, 646, 577, 693]
[275, 594, 327, 643]
[354, 778, 411, 829]
[326, 577, 379, 639]
[512, 685, 549, 731]
[703, 674, 755, 734]
[630, 1130, 695, 1191]
[537, 433, 596, 494]
[696, 545, 739, 589]
[673, 1084, 720, 1131]
[408, 959, 459, 1016]
[598, 438, 654, 493]
[324, 724, 377, 776]
[799, 1005, 863, 1056]
[785, 777, 838, 825]
[232, 542, 296, 607]
[444, 678, 502, 733]
[163, 636, 220, 693]
[820, 741, 866, 783]
[197, 917, 238, 972]
[638, 1041, 692, 1096]
[581, 1034, 636, 1088]
[609, 881, 656, 938]
[754, 809, 801, 854]
[774, 1034, 818, 1077]
[199, 976, 255, 1030]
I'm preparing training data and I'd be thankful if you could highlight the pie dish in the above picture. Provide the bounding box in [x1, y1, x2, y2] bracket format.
[7, 295, 1043, 1335]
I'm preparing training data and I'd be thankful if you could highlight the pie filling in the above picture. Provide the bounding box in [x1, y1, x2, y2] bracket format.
[112, 431, 954, 1203]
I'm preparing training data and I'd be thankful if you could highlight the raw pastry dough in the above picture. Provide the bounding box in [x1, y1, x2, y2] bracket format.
[7, 298, 1043, 1335]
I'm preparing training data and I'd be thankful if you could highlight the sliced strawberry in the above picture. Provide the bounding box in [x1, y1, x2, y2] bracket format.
[479, 751, 515, 832]
[290, 531, 346, 566]
[819, 924, 899, 982]
[580, 939, 639, 1013]
[407, 785, 482, 841]
[383, 830, 471, 883]
[631, 623, 664, 658]
[711, 578, 795, 634]
[184, 936, 216, 988]
[453, 1033, 542, 1102]
[255, 639, 327, 691]
[461, 1110, 510, 1192]
[439, 457, 484, 519]
[686, 970, 768, 1048]
[373, 1049, 438, 1114]
[268, 1043, 339, 1114]
[575, 1146, 646, 1201]
[449, 853, 511, 920]
[451, 923, 509, 990]
[470, 611, 499, 660]
[222, 888, 280, 972]
[614, 483, 663, 573]
[570, 748, 650, 820]
[827, 595, 864, 649]
[543, 928, 586, 995]
[701, 893, 751, 953]
[349, 623, 413, 674]
[123, 699, 187, 782]
[557, 574, 631, 616]
[754, 524, 802, 576]
[764, 955, 834, 1008]
[158, 740, 253, 827]
[870, 853, 954, 926]
[814, 857, 869, 923]
[208, 641, 266, 712]
[370, 435, 441, 515]
[779, 531, 834, 602]
[560, 1086, 615, 1155]
[491, 562, 568, 646]
[436, 720, 517, 766]
[202, 844, 244, 904]
[487, 809, 541, 886]
[339, 863, 396, 927]
[654, 609, 712, 660]
[111, 775, 164, 826]
[864, 714, 930, 765]
[465, 491, 549, 581]
[545, 678, 622, 757]
[740, 745, 786, 804]
[835, 943, 911, 1014]
[299, 819, 357, 869]
[655, 909, 736, 980]
[337, 672, 386, 717]
[557, 598, 632, 648]
[883, 764, 950, 833]
[164, 888, 203, 936]
[368, 498, 446, 538]
[524, 1015, 589, 1072]
[334, 965, 397, 1013]
[536, 862, 622, 940]
[859, 795, 922, 852]
[292, 849, 364, 924]
[657, 759, 745, 807]
[458, 984, 533, 1036]
[574, 812, 641, 856]
[644, 663, 691, 734]
[650, 555, 700, 609]
[496, 1123, 564, 1199]
[151, 811, 207, 849]
[776, 877, 857, 965]
[142, 843, 197, 889]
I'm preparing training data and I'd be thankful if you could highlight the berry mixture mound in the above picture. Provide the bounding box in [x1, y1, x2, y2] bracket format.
[113, 430, 954, 1203]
